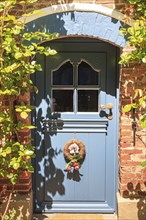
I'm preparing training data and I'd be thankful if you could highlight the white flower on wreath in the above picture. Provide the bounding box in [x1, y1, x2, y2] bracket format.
[68, 143, 79, 154]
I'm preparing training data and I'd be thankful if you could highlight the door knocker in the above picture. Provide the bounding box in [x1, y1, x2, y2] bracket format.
[63, 139, 86, 172]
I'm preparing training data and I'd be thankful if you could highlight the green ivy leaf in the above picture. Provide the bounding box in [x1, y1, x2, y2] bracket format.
[0, 171, 5, 177]
[7, 173, 13, 179]
[13, 162, 20, 170]
[5, 15, 16, 22]
[14, 52, 22, 59]
[6, 147, 11, 154]
[131, 103, 138, 108]
[25, 109, 31, 112]
[123, 104, 132, 112]
[142, 57, 146, 63]
[12, 142, 21, 147]
[15, 108, 22, 112]
[27, 166, 34, 173]
[20, 111, 28, 119]
[13, 27, 21, 35]
[139, 96, 146, 108]
[0, 117, 4, 122]
[1, 152, 7, 157]
[24, 150, 34, 156]
[49, 49, 57, 55]
[128, 0, 137, 4]
[22, 125, 36, 129]
[11, 177, 17, 185]
[35, 64, 42, 71]
[141, 161, 146, 167]
[141, 115, 146, 128]
[24, 50, 33, 57]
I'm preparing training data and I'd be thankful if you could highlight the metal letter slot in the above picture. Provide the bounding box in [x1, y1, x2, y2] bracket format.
[42, 118, 64, 133]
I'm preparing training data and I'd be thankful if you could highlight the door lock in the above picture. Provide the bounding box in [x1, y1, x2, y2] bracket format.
[99, 103, 113, 120]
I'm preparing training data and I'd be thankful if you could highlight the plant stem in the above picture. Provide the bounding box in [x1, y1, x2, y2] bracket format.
[2, 186, 14, 220]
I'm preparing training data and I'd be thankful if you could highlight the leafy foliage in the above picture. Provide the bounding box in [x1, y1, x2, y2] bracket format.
[123, 89, 146, 128]
[2, 209, 16, 220]
[0, 0, 57, 187]
[120, 0, 146, 64]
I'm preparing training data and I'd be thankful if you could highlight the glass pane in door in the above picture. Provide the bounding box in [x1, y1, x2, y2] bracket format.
[78, 61, 99, 85]
[78, 90, 98, 112]
[52, 90, 73, 112]
[52, 61, 73, 85]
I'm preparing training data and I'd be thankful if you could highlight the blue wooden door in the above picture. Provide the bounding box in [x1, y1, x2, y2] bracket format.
[33, 38, 118, 213]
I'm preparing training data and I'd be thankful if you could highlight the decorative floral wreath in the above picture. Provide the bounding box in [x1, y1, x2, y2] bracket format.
[63, 139, 86, 172]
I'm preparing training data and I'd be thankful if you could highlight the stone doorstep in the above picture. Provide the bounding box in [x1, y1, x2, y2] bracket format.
[2, 192, 146, 220]
[32, 213, 118, 220]
[117, 193, 146, 220]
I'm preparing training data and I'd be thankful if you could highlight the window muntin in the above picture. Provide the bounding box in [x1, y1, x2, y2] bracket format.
[51, 60, 99, 113]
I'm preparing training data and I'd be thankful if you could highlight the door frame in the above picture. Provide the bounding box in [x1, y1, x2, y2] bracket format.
[31, 37, 120, 213]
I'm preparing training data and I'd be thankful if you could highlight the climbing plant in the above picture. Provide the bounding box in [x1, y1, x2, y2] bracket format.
[0, 0, 58, 218]
[120, 0, 146, 166]
[120, 0, 146, 64]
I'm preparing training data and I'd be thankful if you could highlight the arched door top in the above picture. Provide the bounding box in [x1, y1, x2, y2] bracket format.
[24, 3, 132, 48]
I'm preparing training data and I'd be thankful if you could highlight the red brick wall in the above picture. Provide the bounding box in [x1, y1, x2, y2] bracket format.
[119, 60, 146, 197]
[1, 0, 146, 198]
[0, 94, 32, 194]
[13, 0, 126, 15]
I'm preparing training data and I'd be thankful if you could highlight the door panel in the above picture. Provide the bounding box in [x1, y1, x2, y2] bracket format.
[45, 126, 107, 201]
[33, 38, 118, 213]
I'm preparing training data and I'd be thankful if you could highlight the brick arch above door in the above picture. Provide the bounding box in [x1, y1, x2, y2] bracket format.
[24, 3, 130, 48]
